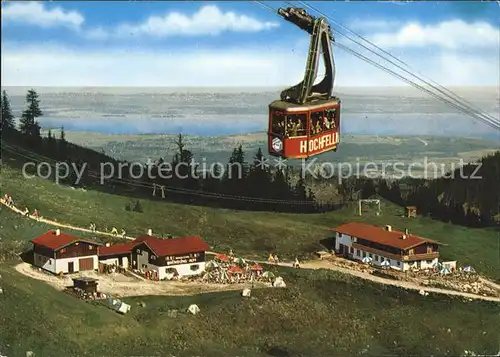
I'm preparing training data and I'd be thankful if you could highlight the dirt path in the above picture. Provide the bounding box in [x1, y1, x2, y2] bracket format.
[251, 259, 500, 303]
[1, 198, 137, 240]
[14, 262, 262, 297]
[3, 199, 500, 303]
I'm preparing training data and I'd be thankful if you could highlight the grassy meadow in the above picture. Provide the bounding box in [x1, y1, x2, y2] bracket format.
[1, 164, 500, 356]
[0, 212, 498, 356]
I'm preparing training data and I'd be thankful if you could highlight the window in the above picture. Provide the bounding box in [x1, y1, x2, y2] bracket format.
[271, 111, 286, 136]
[310, 109, 337, 136]
[190, 264, 199, 271]
[350, 247, 354, 254]
[286, 114, 307, 137]
[375, 255, 379, 262]
[356, 250, 360, 257]
[137, 249, 141, 254]
[368, 253, 372, 258]
[89, 246, 93, 250]
[60, 248, 66, 253]
[325, 108, 337, 130]
[362, 252, 366, 258]
[271, 112, 307, 137]
[397, 261, 401, 266]
[141, 264, 147, 269]
[310, 110, 325, 135]
[151, 255, 156, 260]
[408, 249, 414, 255]
[426, 260, 433, 264]
[427, 246, 433, 254]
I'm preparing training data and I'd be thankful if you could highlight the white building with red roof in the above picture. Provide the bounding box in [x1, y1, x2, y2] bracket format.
[31, 229, 100, 274]
[331, 222, 441, 271]
[97, 229, 210, 280]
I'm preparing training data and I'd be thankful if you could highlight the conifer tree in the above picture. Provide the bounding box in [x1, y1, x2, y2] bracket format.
[19, 89, 42, 138]
[1, 90, 15, 130]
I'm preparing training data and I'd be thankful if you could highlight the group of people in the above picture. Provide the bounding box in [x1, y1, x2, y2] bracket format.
[272, 110, 338, 138]
[88, 223, 126, 238]
[2, 194, 14, 207]
[3, 193, 40, 220]
[268, 253, 301, 268]
[110, 227, 127, 238]
[23, 207, 40, 220]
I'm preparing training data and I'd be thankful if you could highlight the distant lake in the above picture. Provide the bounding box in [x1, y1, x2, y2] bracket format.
[4, 87, 499, 140]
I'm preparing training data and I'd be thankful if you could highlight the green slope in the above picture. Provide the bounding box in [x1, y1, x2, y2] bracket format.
[1, 167, 499, 356]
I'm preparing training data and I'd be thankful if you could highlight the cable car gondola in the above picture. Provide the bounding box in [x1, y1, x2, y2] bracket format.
[268, 7, 341, 159]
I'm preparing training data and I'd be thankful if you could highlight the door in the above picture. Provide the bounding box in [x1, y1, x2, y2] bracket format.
[79, 257, 94, 271]
[122, 256, 129, 269]
[68, 261, 74, 273]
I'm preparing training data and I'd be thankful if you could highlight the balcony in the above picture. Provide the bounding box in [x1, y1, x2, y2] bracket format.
[403, 252, 439, 261]
[352, 243, 439, 262]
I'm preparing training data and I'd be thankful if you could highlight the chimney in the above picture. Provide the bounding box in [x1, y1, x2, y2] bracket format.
[405, 229, 409, 235]
[105, 243, 111, 247]
[401, 234, 407, 240]
[147, 229, 152, 236]
[55, 229, 61, 236]
[385, 225, 392, 232]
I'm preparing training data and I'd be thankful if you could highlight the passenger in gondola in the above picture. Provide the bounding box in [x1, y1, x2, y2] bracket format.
[309, 118, 315, 135]
[295, 118, 303, 135]
[289, 119, 298, 136]
[330, 117, 336, 130]
[315, 120, 322, 134]
[323, 115, 330, 130]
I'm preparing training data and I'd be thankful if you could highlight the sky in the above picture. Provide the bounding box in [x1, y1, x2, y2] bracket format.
[1, 1, 499, 87]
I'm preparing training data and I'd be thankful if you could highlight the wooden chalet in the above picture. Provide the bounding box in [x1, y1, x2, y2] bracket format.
[331, 222, 441, 271]
[131, 233, 209, 280]
[31, 229, 100, 274]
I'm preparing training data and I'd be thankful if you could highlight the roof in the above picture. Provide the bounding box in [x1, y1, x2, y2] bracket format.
[31, 230, 98, 251]
[228, 266, 244, 274]
[215, 253, 230, 261]
[72, 277, 98, 283]
[98, 241, 138, 256]
[135, 235, 209, 257]
[331, 222, 440, 250]
[269, 98, 340, 112]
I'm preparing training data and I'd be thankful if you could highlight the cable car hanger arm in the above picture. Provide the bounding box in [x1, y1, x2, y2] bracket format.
[277, 7, 336, 105]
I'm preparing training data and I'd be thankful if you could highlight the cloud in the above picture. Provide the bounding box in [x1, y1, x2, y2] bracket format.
[348, 19, 401, 32]
[86, 5, 279, 39]
[2, 41, 498, 87]
[367, 20, 498, 49]
[1, 2, 84, 29]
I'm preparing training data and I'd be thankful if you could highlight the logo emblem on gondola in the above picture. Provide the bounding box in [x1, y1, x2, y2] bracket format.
[272, 137, 283, 152]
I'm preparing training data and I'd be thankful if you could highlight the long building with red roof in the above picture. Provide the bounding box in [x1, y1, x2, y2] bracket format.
[97, 229, 210, 280]
[331, 222, 441, 271]
[31, 229, 100, 274]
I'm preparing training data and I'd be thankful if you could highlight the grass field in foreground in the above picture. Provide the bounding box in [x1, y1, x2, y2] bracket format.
[1, 164, 499, 281]
[1, 238, 499, 356]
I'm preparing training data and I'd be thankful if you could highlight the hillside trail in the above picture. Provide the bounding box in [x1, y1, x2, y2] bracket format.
[2, 199, 500, 303]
